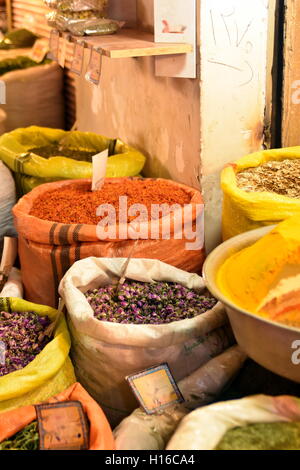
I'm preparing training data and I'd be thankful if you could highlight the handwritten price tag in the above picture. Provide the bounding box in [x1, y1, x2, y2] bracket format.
[30, 38, 49, 63]
[49, 30, 60, 62]
[58, 36, 69, 68]
[126, 364, 184, 414]
[92, 148, 109, 191]
[71, 42, 85, 76]
[85, 48, 102, 85]
[36, 401, 89, 451]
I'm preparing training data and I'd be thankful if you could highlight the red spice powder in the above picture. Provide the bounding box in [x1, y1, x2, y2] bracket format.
[29, 180, 192, 225]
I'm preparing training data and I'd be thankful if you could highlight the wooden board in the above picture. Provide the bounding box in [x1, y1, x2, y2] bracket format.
[282, 0, 300, 147]
[67, 29, 192, 59]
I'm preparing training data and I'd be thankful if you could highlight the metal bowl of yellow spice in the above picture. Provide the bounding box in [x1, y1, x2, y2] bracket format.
[203, 220, 300, 383]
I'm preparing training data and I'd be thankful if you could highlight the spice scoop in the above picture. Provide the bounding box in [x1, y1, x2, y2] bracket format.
[112, 239, 139, 301]
[40, 299, 65, 340]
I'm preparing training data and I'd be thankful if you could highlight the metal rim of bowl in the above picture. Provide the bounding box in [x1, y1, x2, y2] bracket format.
[203, 225, 300, 335]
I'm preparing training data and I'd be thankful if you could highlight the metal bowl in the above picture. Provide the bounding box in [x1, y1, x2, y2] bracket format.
[203, 226, 300, 383]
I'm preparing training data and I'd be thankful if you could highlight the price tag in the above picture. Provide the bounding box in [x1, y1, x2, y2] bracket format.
[92, 148, 109, 191]
[49, 29, 60, 62]
[126, 363, 184, 414]
[30, 38, 49, 63]
[35, 401, 89, 451]
[85, 47, 102, 85]
[58, 35, 69, 68]
[71, 41, 85, 75]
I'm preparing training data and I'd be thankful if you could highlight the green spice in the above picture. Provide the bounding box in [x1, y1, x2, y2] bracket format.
[0, 56, 51, 77]
[216, 422, 300, 450]
[0, 421, 39, 450]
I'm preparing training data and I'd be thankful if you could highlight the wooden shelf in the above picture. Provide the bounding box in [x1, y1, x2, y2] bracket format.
[66, 28, 193, 59]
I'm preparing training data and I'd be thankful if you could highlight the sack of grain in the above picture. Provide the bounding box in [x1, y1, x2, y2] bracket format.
[0, 297, 75, 414]
[0, 268, 23, 298]
[13, 177, 205, 307]
[0, 62, 64, 133]
[59, 257, 234, 427]
[0, 126, 146, 196]
[221, 147, 300, 240]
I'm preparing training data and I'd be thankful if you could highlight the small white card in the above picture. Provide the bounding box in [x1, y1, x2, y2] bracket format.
[92, 149, 109, 191]
[85, 48, 102, 85]
[49, 30, 60, 62]
[30, 38, 49, 63]
[71, 42, 85, 76]
[58, 36, 68, 68]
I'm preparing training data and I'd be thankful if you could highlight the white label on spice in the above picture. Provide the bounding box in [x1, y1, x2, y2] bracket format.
[71, 42, 85, 76]
[92, 149, 109, 191]
[30, 38, 49, 63]
[49, 30, 60, 62]
[58, 36, 68, 68]
[85, 48, 102, 85]
[126, 363, 184, 415]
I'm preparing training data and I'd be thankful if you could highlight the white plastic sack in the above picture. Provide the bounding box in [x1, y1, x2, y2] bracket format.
[0, 62, 64, 132]
[59, 257, 234, 427]
[114, 346, 247, 450]
[0, 162, 16, 252]
[166, 395, 300, 450]
[0, 268, 23, 298]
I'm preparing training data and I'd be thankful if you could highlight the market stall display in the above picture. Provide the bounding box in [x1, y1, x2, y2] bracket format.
[221, 147, 300, 240]
[0, 382, 115, 450]
[114, 346, 247, 450]
[13, 178, 204, 307]
[0, 297, 75, 413]
[166, 395, 300, 450]
[0, 126, 146, 195]
[59, 257, 234, 426]
[203, 216, 300, 383]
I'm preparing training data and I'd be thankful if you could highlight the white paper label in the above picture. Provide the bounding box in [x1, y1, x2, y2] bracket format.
[85, 48, 102, 85]
[30, 38, 49, 63]
[58, 36, 68, 68]
[71, 42, 85, 76]
[49, 30, 60, 62]
[92, 149, 109, 191]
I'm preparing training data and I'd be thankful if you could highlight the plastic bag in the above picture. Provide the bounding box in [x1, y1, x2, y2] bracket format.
[221, 147, 300, 240]
[47, 13, 121, 36]
[13, 179, 205, 307]
[44, 0, 108, 12]
[0, 297, 75, 414]
[0, 383, 115, 450]
[114, 346, 246, 450]
[166, 395, 300, 450]
[0, 29, 38, 50]
[0, 126, 145, 195]
[59, 257, 234, 427]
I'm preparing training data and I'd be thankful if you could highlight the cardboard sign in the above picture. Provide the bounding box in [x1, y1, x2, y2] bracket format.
[30, 38, 49, 63]
[35, 401, 89, 451]
[49, 29, 60, 62]
[126, 364, 184, 414]
[71, 42, 85, 76]
[85, 48, 102, 85]
[92, 148, 109, 191]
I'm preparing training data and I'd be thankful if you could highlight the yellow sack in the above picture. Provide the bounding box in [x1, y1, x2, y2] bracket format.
[217, 215, 300, 315]
[0, 126, 146, 195]
[221, 147, 300, 240]
[0, 297, 75, 413]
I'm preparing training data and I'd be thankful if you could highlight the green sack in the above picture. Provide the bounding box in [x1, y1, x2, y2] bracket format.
[0, 29, 38, 50]
[0, 126, 146, 195]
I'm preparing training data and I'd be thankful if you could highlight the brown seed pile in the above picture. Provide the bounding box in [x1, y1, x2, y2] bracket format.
[236, 159, 300, 198]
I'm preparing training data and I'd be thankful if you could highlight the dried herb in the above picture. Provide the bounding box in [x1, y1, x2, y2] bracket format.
[236, 159, 300, 198]
[0, 421, 39, 450]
